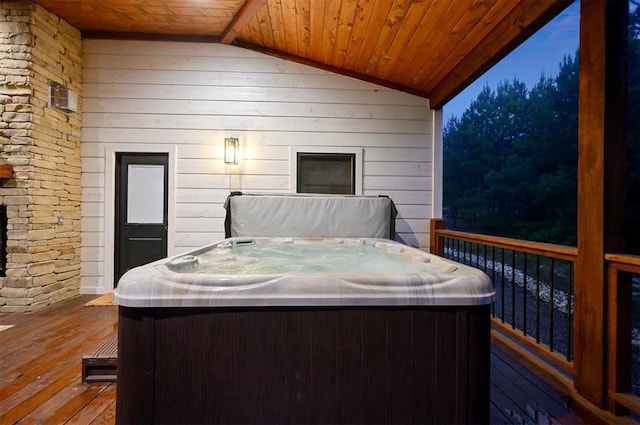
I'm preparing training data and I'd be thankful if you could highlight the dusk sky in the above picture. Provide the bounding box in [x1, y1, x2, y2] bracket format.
[442, 1, 580, 122]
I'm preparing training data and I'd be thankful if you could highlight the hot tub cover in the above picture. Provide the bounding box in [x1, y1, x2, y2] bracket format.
[223, 192, 397, 239]
[114, 238, 494, 308]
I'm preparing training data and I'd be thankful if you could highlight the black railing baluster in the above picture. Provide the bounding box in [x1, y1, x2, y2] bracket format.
[492, 246, 496, 284]
[567, 261, 573, 362]
[465, 241, 470, 265]
[536, 255, 541, 344]
[523, 253, 528, 337]
[511, 250, 516, 329]
[491, 246, 496, 318]
[549, 258, 555, 352]
[462, 240, 467, 264]
[483, 244, 488, 273]
[501, 248, 506, 323]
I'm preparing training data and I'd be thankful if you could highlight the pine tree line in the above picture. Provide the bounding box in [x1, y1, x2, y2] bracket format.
[443, 4, 639, 248]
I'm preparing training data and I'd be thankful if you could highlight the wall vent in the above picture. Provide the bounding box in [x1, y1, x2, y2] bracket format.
[48, 80, 78, 113]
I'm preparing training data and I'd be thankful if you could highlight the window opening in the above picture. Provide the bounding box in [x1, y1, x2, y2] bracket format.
[297, 153, 356, 194]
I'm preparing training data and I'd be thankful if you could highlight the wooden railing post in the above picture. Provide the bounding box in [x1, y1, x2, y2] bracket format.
[575, 0, 628, 410]
[606, 265, 632, 415]
[429, 218, 445, 255]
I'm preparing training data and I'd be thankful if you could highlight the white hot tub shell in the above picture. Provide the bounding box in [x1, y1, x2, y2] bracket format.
[114, 237, 494, 308]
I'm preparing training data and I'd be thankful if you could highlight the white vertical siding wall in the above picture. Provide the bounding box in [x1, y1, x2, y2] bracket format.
[80, 39, 435, 293]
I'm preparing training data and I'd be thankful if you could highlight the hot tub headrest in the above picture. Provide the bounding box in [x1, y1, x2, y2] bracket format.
[224, 192, 397, 239]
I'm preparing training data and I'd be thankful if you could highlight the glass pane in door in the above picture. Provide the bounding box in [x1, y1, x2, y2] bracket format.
[127, 164, 164, 224]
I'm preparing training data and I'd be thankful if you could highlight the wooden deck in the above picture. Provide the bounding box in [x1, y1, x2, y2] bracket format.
[0, 295, 588, 424]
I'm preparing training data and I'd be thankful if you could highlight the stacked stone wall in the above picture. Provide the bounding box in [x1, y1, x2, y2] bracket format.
[0, 0, 82, 312]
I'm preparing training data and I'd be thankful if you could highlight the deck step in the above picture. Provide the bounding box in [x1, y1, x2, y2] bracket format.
[82, 334, 117, 382]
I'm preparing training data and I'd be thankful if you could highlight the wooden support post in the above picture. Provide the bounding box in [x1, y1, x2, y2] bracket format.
[606, 266, 632, 415]
[574, 0, 628, 409]
[430, 218, 445, 255]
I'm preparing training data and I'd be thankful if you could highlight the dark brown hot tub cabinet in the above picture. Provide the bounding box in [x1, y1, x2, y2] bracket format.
[116, 304, 490, 424]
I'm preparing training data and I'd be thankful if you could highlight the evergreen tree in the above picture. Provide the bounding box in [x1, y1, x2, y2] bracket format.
[444, 2, 639, 248]
[443, 55, 579, 244]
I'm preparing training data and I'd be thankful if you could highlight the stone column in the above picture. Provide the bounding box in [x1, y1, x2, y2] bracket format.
[0, 0, 82, 312]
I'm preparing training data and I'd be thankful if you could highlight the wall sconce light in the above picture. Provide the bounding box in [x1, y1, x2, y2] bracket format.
[224, 137, 239, 164]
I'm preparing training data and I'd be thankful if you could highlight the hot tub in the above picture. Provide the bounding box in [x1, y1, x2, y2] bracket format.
[115, 238, 494, 424]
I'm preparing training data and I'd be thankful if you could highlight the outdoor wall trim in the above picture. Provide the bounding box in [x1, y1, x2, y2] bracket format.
[81, 144, 177, 294]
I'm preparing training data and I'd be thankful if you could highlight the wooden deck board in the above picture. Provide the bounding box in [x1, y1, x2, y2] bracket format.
[491, 344, 579, 423]
[490, 379, 532, 424]
[0, 296, 117, 425]
[0, 295, 589, 424]
[65, 384, 116, 425]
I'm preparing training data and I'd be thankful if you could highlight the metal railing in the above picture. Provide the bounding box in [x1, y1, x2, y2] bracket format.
[430, 219, 576, 375]
[430, 219, 640, 418]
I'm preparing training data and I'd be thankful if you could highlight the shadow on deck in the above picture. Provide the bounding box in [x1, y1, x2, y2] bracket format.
[0, 295, 588, 424]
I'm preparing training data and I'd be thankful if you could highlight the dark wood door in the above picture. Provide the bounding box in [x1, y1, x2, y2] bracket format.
[114, 153, 168, 285]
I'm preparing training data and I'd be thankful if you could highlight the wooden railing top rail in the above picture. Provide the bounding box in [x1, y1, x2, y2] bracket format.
[605, 253, 640, 270]
[434, 228, 578, 261]
[608, 390, 640, 417]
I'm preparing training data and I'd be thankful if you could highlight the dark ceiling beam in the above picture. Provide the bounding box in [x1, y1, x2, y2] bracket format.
[221, 0, 268, 44]
[233, 40, 430, 99]
[428, 0, 572, 110]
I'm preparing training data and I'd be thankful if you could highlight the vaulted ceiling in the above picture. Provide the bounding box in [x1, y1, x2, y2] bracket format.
[32, 0, 573, 109]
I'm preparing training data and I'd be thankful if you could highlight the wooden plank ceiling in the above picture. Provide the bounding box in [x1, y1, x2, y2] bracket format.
[32, 0, 572, 109]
